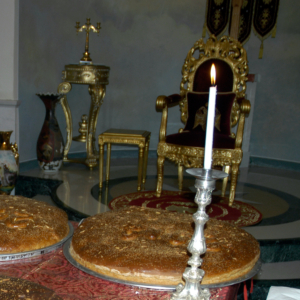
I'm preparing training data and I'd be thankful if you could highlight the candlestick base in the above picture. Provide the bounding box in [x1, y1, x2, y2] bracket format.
[171, 168, 228, 300]
[171, 277, 211, 300]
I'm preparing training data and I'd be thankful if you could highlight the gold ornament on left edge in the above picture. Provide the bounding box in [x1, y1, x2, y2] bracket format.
[0, 131, 19, 195]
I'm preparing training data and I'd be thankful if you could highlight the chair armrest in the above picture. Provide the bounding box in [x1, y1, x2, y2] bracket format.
[156, 94, 183, 111]
[238, 98, 251, 114]
[235, 98, 251, 148]
[156, 94, 183, 142]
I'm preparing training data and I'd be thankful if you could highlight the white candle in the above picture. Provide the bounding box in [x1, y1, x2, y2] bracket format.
[204, 64, 217, 170]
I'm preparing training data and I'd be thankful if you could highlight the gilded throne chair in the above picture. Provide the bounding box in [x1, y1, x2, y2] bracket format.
[156, 35, 251, 206]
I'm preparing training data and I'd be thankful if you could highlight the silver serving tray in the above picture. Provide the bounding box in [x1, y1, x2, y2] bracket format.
[63, 238, 261, 290]
[0, 222, 74, 261]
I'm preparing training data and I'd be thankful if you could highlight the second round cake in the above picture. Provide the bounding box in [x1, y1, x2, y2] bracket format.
[70, 206, 260, 285]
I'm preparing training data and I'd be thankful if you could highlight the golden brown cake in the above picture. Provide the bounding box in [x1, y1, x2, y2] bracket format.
[70, 206, 260, 285]
[0, 275, 63, 300]
[0, 195, 69, 254]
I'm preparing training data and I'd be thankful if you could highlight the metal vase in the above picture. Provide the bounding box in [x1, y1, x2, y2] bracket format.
[36, 93, 65, 173]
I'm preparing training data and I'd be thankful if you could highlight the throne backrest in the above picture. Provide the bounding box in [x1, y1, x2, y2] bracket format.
[193, 59, 233, 92]
[179, 36, 248, 128]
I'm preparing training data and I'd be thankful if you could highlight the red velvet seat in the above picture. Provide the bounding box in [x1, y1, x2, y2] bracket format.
[165, 131, 236, 149]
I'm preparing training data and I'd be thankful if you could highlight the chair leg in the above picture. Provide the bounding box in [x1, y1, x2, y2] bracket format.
[106, 143, 111, 183]
[229, 163, 239, 206]
[142, 139, 150, 186]
[99, 142, 104, 189]
[178, 164, 183, 191]
[156, 155, 165, 197]
[137, 145, 144, 192]
[222, 165, 231, 197]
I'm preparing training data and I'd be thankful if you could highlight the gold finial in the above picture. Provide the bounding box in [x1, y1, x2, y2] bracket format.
[72, 115, 88, 143]
[75, 18, 101, 63]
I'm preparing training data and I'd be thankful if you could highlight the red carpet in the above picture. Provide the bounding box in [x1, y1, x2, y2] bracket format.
[109, 191, 262, 227]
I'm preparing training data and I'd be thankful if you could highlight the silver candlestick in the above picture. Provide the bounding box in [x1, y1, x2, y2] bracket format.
[171, 168, 228, 300]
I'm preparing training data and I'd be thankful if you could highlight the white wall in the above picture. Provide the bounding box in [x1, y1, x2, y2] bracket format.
[18, 0, 300, 165]
[0, 0, 20, 145]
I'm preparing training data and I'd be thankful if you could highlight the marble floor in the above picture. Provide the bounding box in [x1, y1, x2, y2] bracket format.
[19, 156, 300, 296]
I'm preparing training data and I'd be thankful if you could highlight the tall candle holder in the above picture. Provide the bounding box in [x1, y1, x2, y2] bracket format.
[75, 18, 101, 63]
[171, 168, 228, 300]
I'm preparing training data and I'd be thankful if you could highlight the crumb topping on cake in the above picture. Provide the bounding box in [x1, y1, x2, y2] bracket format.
[0, 195, 69, 254]
[71, 206, 260, 285]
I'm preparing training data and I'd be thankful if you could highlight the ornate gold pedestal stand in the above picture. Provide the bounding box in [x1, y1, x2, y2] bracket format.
[57, 64, 110, 169]
[57, 18, 110, 169]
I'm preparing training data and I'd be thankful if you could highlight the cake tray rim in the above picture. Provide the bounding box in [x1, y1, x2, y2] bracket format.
[63, 238, 261, 290]
[0, 222, 74, 261]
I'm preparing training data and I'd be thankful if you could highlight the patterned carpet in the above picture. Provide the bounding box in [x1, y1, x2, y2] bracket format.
[109, 190, 262, 227]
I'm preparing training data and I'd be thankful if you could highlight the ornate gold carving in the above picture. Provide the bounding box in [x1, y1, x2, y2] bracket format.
[179, 35, 248, 127]
[0, 131, 19, 167]
[62, 65, 109, 85]
[156, 96, 168, 142]
[194, 106, 207, 130]
[157, 143, 242, 168]
[58, 95, 73, 160]
[10, 142, 19, 166]
[73, 115, 88, 143]
[99, 137, 146, 148]
[156, 155, 165, 197]
[193, 104, 221, 131]
[57, 82, 72, 94]
[75, 18, 101, 63]
[58, 64, 110, 169]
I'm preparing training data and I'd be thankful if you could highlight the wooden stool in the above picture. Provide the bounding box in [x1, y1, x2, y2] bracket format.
[98, 129, 151, 191]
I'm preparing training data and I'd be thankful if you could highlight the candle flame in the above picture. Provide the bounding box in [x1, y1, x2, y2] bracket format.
[211, 64, 216, 86]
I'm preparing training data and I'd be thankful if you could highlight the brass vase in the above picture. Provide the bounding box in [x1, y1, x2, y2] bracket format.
[36, 93, 65, 173]
[0, 130, 19, 194]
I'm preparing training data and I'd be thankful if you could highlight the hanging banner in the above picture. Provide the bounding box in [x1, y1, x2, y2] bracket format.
[238, 0, 255, 44]
[202, 0, 232, 38]
[253, 0, 280, 58]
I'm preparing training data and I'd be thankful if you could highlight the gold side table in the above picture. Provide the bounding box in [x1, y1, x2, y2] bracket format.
[57, 64, 110, 169]
[98, 129, 151, 191]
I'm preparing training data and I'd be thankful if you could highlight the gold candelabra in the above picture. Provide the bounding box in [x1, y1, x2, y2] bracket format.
[75, 18, 101, 63]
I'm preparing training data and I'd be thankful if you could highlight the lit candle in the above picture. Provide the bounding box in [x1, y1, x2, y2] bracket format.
[204, 64, 217, 170]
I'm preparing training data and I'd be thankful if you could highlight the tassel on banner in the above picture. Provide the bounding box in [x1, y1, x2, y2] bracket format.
[259, 41, 264, 59]
[253, 0, 280, 59]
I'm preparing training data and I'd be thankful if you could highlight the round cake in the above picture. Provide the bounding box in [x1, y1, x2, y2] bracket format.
[70, 206, 260, 285]
[0, 195, 69, 254]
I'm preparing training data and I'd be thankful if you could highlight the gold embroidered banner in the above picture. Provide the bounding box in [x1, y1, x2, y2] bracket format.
[202, 0, 232, 38]
[202, 0, 280, 58]
[253, 0, 280, 58]
[238, 0, 255, 44]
